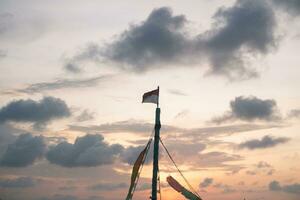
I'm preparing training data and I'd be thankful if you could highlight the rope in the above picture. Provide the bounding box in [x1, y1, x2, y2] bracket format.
[158, 168, 162, 200]
[159, 137, 201, 199]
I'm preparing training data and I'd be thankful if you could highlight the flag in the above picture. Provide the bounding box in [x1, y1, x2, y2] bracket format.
[167, 176, 202, 200]
[125, 139, 152, 200]
[142, 87, 159, 104]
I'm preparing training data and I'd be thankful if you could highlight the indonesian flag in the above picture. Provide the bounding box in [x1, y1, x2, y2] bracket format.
[142, 87, 159, 105]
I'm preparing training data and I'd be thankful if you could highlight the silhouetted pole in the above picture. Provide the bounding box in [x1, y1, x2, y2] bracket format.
[151, 91, 161, 200]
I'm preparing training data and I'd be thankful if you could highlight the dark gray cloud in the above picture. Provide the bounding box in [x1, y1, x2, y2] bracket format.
[200, 178, 213, 188]
[0, 176, 36, 188]
[272, 0, 300, 16]
[121, 144, 151, 165]
[16, 75, 111, 94]
[212, 96, 280, 124]
[239, 135, 289, 150]
[202, 0, 276, 80]
[65, 0, 277, 80]
[269, 180, 281, 191]
[87, 182, 127, 191]
[0, 124, 18, 158]
[65, 7, 192, 73]
[103, 7, 189, 69]
[0, 133, 46, 167]
[46, 134, 123, 167]
[0, 96, 71, 129]
[269, 180, 300, 194]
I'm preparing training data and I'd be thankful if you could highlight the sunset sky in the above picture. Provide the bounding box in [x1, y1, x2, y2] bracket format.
[0, 0, 300, 200]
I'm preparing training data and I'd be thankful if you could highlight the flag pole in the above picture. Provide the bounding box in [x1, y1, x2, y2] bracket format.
[151, 86, 161, 200]
[157, 86, 159, 108]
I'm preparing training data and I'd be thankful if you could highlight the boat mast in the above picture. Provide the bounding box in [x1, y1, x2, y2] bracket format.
[151, 86, 161, 200]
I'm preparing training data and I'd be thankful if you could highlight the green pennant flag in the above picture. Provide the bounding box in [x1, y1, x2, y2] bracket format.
[125, 140, 151, 200]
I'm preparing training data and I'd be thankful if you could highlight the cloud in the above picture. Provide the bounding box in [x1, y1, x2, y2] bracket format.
[121, 144, 152, 165]
[168, 89, 187, 96]
[75, 110, 95, 122]
[195, 151, 243, 168]
[211, 96, 280, 124]
[39, 194, 78, 200]
[16, 75, 111, 94]
[174, 110, 189, 119]
[213, 183, 237, 194]
[39, 195, 104, 200]
[65, 7, 192, 73]
[58, 186, 77, 191]
[0, 8, 50, 43]
[239, 135, 289, 150]
[0, 96, 71, 129]
[269, 180, 300, 194]
[0, 133, 46, 167]
[68, 119, 183, 136]
[136, 183, 152, 191]
[69, 119, 279, 139]
[0, 176, 37, 188]
[201, 0, 276, 80]
[245, 161, 275, 176]
[46, 134, 123, 167]
[245, 170, 257, 175]
[122, 138, 205, 166]
[103, 6, 189, 69]
[288, 109, 300, 119]
[87, 182, 127, 191]
[161, 139, 206, 158]
[0, 49, 6, 59]
[256, 161, 272, 168]
[65, 0, 277, 80]
[0, 123, 18, 157]
[165, 150, 244, 173]
[0, 12, 14, 35]
[272, 0, 300, 16]
[200, 178, 214, 188]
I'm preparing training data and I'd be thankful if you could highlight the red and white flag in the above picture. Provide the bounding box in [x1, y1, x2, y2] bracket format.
[142, 87, 159, 105]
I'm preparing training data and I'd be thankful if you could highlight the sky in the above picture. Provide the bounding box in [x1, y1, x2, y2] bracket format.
[0, 0, 300, 200]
